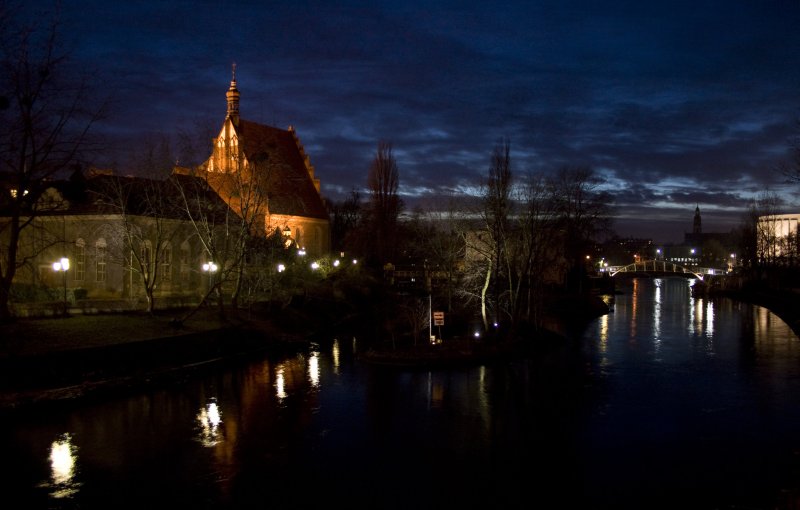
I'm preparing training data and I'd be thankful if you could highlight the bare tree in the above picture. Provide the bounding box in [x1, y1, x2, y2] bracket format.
[92, 174, 185, 313]
[366, 140, 401, 267]
[0, 5, 105, 320]
[508, 172, 560, 329]
[171, 140, 276, 320]
[171, 172, 242, 320]
[328, 188, 362, 254]
[398, 295, 429, 346]
[418, 195, 467, 313]
[462, 158, 613, 337]
[131, 134, 175, 179]
[549, 166, 613, 293]
[480, 139, 513, 333]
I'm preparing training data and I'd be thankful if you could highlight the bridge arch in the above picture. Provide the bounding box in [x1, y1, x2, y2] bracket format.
[608, 260, 706, 280]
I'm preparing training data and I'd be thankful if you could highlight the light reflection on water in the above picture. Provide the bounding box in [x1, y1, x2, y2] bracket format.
[41, 433, 80, 499]
[3, 277, 800, 509]
[583, 277, 800, 507]
[196, 399, 223, 447]
[275, 365, 287, 401]
[308, 350, 320, 388]
[331, 338, 340, 373]
[49, 435, 75, 486]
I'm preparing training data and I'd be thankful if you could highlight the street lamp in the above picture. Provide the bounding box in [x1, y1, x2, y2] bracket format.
[52, 257, 69, 316]
[202, 261, 218, 295]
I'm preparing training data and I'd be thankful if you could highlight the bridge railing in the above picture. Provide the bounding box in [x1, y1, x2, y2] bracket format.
[603, 260, 728, 279]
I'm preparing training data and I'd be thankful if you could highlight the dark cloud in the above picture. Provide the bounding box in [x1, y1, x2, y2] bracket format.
[25, 0, 799, 243]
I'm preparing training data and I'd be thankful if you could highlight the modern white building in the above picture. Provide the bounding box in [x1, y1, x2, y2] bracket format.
[758, 213, 800, 261]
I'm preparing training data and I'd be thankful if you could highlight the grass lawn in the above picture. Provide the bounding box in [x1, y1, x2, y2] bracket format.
[0, 309, 231, 359]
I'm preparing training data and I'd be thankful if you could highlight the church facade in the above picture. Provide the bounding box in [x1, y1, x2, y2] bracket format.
[177, 70, 330, 257]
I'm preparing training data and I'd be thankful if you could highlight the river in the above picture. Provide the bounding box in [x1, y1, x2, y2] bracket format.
[2, 277, 800, 509]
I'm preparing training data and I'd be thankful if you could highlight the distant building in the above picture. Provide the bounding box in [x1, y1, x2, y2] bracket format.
[0, 172, 238, 314]
[757, 213, 800, 263]
[656, 206, 735, 269]
[683, 205, 732, 251]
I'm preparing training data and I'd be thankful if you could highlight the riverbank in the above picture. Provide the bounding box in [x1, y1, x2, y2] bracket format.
[2, 285, 797, 412]
[0, 291, 610, 409]
[0, 307, 311, 412]
[694, 277, 800, 338]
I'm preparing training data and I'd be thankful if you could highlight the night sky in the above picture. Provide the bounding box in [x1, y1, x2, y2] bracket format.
[21, 1, 800, 243]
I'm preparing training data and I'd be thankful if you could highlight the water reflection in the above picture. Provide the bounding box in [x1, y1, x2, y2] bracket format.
[688, 280, 698, 335]
[275, 366, 287, 400]
[598, 314, 608, 349]
[5, 278, 800, 510]
[706, 300, 715, 340]
[427, 372, 444, 409]
[46, 433, 80, 498]
[196, 398, 223, 447]
[274, 353, 318, 403]
[653, 279, 662, 345]
[332, 338, 340, 373]
[308, 350, 320, 387]
[630, 278, 639, 340]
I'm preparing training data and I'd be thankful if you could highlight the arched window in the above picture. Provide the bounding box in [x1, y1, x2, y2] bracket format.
[180, 241, 190, 283]
[95, 239, 107, 283]
[140, 240, 153, 278]
[161, 242, 172, 281]
[74, 239, 86, 281]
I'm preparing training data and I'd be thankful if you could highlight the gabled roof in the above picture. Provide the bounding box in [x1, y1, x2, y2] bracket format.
[16, 172, 242, 224]
[233, 119, 328, 220]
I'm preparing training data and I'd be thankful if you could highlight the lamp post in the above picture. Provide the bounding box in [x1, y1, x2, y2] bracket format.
[202, 261, 222, 317]
[52, 257, 69, 316]
[202, 261, 218, 299]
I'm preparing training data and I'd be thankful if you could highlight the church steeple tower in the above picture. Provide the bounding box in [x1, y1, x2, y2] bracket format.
[693, 204, 702, 234]
[226, 62, 240, 124]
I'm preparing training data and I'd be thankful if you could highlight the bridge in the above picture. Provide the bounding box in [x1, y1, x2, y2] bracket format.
[603, 260, 728, 280]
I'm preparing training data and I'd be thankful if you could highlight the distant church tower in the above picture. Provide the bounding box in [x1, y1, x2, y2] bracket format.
[693, 205, 702, 234]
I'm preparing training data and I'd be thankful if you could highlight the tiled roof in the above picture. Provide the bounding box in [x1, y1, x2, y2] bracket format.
[32, 173, 242, 224]
[235, 119, 328, 220]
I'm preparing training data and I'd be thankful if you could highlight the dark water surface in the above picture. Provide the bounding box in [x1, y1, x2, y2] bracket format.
[3, 277, 800, 509]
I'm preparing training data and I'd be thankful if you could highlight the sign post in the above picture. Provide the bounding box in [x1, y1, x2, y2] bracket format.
[433, 311, 444, 342]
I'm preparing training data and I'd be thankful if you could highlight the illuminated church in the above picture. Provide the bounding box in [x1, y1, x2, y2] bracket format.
[178, 67, 330, 256]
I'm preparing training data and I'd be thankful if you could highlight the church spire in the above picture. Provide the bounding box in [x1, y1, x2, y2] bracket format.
[226, 62, 240, 123]
[693, 204, 702, 234]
